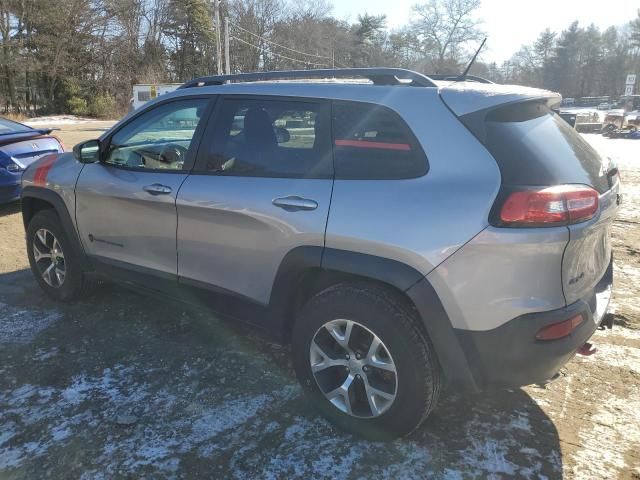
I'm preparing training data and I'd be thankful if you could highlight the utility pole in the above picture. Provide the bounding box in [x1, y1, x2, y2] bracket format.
[213, 0, 222, 74]
[224, 17, 230, 75]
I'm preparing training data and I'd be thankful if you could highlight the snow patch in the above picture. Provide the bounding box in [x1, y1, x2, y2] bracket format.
[571, 394, 640, 479]
[24, 115, 105, 125]
[0, 302, 61, 344]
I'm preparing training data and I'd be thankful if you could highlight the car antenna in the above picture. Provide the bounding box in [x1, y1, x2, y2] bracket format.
[458, 37, 487, 80]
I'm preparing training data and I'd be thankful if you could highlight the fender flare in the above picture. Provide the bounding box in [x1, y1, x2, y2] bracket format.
[21, 186, 91, 269]
[269, 246, 478, 391]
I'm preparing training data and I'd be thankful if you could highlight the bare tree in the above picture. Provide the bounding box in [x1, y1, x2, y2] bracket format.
[410, 0, 483, 73]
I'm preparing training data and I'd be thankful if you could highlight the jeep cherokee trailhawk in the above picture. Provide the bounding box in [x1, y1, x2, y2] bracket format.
[21, 69, 619, 438]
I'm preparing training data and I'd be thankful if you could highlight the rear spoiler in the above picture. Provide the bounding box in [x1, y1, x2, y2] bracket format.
[0, 130, 54, 147]
[438, 82, 561, 117]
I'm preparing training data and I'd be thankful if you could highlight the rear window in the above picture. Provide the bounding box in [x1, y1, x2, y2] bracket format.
[0, 118, 32, 135]
[471, 101, 609, 193]
[332, 102, 427, 180]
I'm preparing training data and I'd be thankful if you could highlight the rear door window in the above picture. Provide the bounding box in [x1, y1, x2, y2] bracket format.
[200, 97, 332, 178]
[332, 101, 428, 180]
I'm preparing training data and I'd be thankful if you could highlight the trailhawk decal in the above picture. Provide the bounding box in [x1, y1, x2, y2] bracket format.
[33, 155, 59, 187]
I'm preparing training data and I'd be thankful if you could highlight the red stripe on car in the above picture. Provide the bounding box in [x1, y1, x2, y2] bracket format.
[334, 139, 411, 151]
[33, 155, 58, 186]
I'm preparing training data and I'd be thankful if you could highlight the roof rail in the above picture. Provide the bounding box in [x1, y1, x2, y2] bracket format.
[428, 74, 494, 84]
[178, 68, 437, 89]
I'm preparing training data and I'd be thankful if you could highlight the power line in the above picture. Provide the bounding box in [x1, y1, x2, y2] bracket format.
[231, 35, 330, 67]
[230, 21, 332, 61]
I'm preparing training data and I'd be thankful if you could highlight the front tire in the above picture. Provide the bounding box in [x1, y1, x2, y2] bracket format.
[292, 282, 442, 439]
[26, 209, 85, 301]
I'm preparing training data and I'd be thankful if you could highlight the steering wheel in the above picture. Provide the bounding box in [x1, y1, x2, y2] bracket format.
[159, 143, 188, 166]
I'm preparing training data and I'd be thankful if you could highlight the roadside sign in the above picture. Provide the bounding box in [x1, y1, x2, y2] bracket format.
[626, 74, 636, 85]
[625, 85, 634, 96]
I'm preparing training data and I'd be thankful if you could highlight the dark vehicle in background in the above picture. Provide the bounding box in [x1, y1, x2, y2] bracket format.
[558, 111, 577, 127]
[602, 110, 640, 137]
[0, 118, 64, 203]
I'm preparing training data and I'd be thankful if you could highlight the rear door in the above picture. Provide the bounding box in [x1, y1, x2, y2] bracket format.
[75, 96, 212, 275]
[176, 95, 333, 304]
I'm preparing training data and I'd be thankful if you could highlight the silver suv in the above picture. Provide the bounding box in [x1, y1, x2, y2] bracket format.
[20, 69, 619, 439]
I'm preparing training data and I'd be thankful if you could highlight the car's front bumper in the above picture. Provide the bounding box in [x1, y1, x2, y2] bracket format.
[455, 258, 613, 389]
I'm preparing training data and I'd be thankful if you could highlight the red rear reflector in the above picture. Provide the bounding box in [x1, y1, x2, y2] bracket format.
[499, 185, 599, 226]
[334, 139, 411, 151]
[535, 314, 584, 341]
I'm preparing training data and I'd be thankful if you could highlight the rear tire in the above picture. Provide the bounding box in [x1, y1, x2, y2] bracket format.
[26, 209, 85, 301]
[292, 282, 442, 439]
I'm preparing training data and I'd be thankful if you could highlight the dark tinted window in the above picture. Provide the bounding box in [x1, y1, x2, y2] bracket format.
[332, 102, 427, 180]
[0, 118, 32, 135]
[204, 98, 332, 178]
[474, 101, 609, 193]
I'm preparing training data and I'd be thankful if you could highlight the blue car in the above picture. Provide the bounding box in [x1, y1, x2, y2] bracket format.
[0, 117, 64, 203]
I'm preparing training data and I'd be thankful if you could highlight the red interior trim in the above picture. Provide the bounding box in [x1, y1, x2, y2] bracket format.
[334, 139, 411, 151]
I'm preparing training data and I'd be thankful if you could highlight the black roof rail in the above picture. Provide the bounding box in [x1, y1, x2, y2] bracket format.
[428, 74, 494, 84]
[178, 68, 437, 89]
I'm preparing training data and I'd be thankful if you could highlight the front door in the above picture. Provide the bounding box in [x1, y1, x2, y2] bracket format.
[176, 96, 334, 304]
[75, 96, 212, 275]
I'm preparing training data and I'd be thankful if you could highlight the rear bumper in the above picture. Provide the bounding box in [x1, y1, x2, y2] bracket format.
[455, 258, 613, 389]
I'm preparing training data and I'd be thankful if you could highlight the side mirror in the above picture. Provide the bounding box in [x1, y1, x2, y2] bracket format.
[73, 139, 101, 163]
[274, 127, 290, 144]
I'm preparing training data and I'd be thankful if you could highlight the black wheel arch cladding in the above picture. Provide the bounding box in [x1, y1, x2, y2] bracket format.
[269, 246, 478, 391]
[21, 186, 91, 270]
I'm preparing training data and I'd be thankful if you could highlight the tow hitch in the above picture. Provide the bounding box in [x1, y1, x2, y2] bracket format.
[577, 342, 596, 356]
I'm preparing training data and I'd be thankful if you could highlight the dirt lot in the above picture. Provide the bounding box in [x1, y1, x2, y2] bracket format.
[0, 120, 639, 479]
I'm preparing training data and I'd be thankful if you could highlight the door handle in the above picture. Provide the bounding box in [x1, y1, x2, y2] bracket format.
[143, 184, 172, 195]
[272, 196, 318, 211]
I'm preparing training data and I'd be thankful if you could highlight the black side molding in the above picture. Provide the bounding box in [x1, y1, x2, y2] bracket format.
[21, 186, 91, 270]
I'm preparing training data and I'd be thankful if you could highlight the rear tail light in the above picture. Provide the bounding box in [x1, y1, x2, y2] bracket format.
[497, 185, 599, 227]
[53, 135, 65, 152]
[536, 314, 584, 341]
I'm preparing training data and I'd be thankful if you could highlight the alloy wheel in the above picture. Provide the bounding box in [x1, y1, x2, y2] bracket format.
[310, 318, 398, 418]
[32, 228, 66, 288]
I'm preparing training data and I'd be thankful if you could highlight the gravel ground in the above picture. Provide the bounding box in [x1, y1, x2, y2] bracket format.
[0, 122, 638, 479]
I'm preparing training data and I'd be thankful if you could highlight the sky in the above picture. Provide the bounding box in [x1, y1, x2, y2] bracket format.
[330, 0, 640, 64]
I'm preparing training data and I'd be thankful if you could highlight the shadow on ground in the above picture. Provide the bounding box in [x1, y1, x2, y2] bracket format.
[0, 269, 562, 478]
[0, 201, 20, 218]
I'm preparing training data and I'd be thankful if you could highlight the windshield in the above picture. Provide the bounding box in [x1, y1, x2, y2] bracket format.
[0, 117, 33, 135]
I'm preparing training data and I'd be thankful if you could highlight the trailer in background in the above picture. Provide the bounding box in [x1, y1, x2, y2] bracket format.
[131, 84, 181, 110]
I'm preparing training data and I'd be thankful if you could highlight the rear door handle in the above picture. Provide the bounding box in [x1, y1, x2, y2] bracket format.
[272, 196, 318, 211]
[143, 184, 172, 195]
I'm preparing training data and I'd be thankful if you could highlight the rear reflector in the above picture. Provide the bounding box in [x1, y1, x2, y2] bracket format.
[535, 314, 584, 341]
[499, 185, 599, 227]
